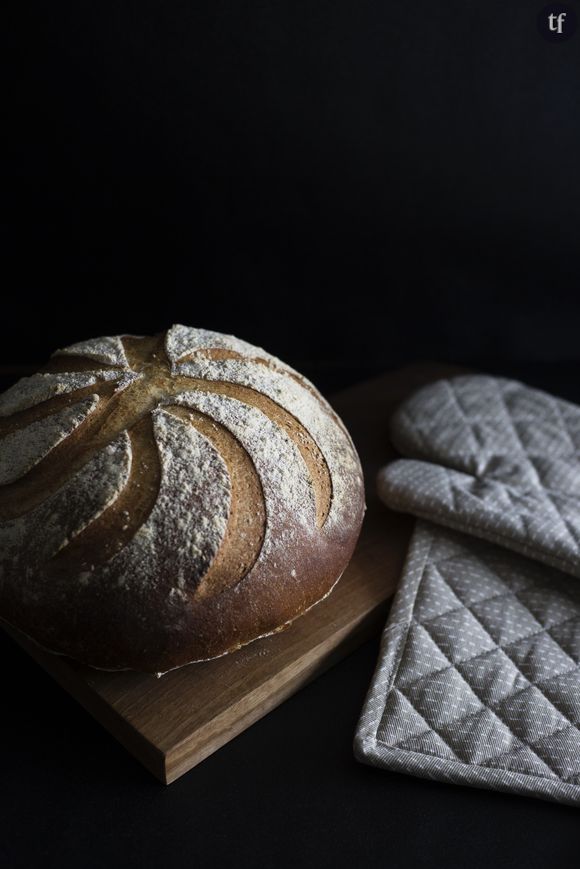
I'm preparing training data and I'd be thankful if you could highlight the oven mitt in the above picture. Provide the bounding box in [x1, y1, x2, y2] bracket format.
[377, 375, 580, 578]
[354, 520, 580, 806]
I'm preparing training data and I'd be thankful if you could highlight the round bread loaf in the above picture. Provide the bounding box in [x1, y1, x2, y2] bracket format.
[0, 326, 365, 673]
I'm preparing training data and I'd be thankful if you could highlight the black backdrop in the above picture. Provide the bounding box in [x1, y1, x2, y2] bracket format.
[4, 1, 580, 373]
[2, 4, 580, 868]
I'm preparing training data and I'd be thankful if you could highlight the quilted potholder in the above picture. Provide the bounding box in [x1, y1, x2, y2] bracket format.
[378, 375, 580, 578]
[355, 520, 580, 806]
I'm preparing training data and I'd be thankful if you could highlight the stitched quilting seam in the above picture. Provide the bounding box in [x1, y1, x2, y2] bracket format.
[416, 587, 540, 630]
[473, 382, 580, 553]
[375, 525, 580, 784]
[389, 376, 580, 569]
[445, 381, 481, 457]
[388, 686, 467, 764]
[365, 378, 580, 799]
[548, 392, 577, 453]
[478, 723, 577, 771]
[375, 527, 436, 741]
[389, 620, 580, 783]
[364, 526, 580, 790]
[429, 567, 580, 781]
[523, 453, 580, 553]
[395, 630, 578, 697]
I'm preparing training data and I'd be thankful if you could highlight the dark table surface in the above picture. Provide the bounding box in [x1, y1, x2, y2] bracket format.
[1, 361, 579, 869]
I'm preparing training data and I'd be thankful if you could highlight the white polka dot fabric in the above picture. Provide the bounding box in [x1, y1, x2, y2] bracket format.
[378, 375, 580, 577]
[355, 376, 580, 806]
[355, 521, 580, 805]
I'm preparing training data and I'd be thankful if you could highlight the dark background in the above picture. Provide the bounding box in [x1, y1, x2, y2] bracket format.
[1, 628, 578, 869]
[2, 2, 580, 867]
[4, 1, 580, 383]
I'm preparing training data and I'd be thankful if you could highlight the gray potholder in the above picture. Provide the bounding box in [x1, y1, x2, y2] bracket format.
[355, 520, 580, 806]
[378, 375, 580, 578]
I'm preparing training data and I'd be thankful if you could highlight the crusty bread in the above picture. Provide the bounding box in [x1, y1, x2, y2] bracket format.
[0, 326, 365, 674]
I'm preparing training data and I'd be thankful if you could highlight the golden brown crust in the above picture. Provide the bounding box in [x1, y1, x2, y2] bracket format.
[168, 405, 267, 601]
[0, 326, 365, 673]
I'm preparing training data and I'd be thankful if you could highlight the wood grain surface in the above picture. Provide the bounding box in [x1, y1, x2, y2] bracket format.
[2, 363, 454, 783]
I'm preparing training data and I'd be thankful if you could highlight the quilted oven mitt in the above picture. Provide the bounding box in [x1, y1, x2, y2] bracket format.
[355, 375, 580, 805]
[378, 375, 580, 578]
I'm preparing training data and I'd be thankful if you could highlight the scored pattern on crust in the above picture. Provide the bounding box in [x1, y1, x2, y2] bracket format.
[0, 327, 334, 597]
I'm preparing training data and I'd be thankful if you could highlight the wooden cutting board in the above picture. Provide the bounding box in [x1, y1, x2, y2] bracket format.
[3, 363, 453, 784]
